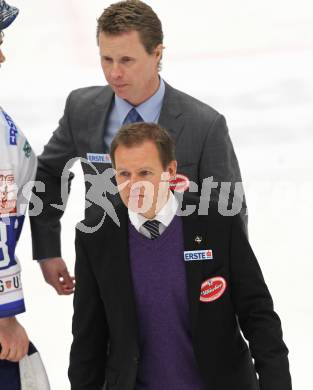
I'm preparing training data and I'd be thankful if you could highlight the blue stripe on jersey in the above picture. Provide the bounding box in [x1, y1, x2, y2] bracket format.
[1, 110, 18, 146]
[0, 299, 25, 318]
[0, 215, 25, 271]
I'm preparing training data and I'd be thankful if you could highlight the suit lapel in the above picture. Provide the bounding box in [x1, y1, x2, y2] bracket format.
[88, 87, 114, 154]
[105, 206, 140, 341]
[158, 82, 185, 142]
[182, 212, 208, 335]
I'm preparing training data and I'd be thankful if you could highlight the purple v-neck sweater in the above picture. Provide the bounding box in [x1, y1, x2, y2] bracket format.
[128, 216, 204, 390]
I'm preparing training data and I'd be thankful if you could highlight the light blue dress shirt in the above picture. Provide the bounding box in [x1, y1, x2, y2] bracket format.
[104, 78, 165, 148]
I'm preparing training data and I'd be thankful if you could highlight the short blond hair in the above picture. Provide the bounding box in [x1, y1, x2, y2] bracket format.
[97, 0, 163, 55]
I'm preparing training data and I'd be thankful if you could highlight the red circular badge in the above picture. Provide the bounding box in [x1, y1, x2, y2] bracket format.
[200, 277, 227, 303]
[169, 173, 190, 193]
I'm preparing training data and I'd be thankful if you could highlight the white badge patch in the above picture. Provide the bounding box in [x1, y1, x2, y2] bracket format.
[184, 249, 213, 261]
[87, 153, 111, 164]
[0, 272, 22, 295]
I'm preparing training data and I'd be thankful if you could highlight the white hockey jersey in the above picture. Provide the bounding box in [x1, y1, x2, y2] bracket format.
[0, 106, 37, 318]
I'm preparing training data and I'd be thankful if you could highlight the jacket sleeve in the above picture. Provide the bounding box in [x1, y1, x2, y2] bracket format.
[0, 109, 37, 317]
[199, 114, 248, 231]
[29, 91, 77, 260]
[229, 215, 292, 390]
[68, 230, 108, 390]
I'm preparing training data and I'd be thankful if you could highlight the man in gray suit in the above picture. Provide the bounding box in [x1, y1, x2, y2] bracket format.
[30, 0, 246, 295]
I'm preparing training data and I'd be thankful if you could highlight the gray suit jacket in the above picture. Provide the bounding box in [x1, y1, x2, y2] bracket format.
[30, 81, 246, 259]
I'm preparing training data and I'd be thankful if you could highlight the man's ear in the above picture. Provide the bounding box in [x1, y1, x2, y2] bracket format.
[167, 160, 177, 180]
[154, 43, 163, 62]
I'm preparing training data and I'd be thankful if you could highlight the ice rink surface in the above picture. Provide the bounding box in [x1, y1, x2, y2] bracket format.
[1, 1, 313, 388]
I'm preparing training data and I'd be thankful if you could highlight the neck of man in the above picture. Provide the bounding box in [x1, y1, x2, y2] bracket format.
[128, 74, 160, 106]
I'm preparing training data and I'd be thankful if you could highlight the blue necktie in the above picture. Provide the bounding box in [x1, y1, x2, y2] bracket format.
[123, 107, 143, 124]
[143, 220, 160, 240]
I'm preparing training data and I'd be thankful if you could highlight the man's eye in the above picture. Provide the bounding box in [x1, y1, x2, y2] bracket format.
[139, 170, 151, 176]
[102, 57, 112, 63]
[121, 58, 133, 64]
[118, 171, 130, 178]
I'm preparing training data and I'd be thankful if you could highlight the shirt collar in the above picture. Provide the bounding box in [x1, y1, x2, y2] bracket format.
[128, 191, 178, 231]
[114, 77, 165, 124]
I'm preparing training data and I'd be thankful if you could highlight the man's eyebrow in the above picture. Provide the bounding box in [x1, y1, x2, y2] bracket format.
[116, 167, 154, 172]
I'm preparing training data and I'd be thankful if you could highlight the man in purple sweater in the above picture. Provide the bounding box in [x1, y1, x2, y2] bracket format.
[69, 122, 291, 390]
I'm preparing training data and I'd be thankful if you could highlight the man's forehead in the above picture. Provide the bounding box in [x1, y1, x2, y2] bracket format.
[99, 30, 145, 52]
[116, 140, 159, 153]
[100, 30, 140, 41]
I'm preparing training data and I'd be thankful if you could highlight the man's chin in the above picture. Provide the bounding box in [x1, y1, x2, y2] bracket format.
[112, 85, 129, 97]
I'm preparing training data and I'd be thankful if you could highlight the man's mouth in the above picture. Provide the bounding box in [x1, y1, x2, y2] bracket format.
[129, 193, 144, 199]
[113, 84, 128, 89]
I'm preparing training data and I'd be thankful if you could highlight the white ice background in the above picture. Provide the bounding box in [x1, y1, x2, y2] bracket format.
[1, 1, 313, 389]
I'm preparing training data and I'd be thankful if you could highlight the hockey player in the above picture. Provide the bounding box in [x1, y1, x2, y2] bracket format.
[0, 1, 50, 389]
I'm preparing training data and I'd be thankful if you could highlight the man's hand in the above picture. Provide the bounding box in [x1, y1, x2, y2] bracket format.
[0, 317, 29, 362]
[39, 257, 75, 295]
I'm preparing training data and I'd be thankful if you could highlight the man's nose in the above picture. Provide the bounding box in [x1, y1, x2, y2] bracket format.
[128, 176, 137, 188]
[128, 176, 143, 192]
[110, 62, 123, 79]
[0, 49, 6, 64]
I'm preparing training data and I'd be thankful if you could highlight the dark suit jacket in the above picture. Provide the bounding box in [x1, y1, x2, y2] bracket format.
[30, 81, 246, 259]
[69, 197, 291, 390]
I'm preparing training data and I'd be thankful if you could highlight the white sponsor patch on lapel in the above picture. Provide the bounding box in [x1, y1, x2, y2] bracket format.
[87, 153, 111, 164]
[184, 249, 213, 261]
